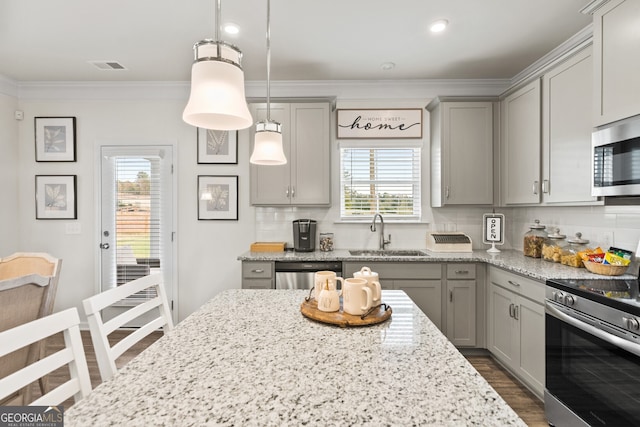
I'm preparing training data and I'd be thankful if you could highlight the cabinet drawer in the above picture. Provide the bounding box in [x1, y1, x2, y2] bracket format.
[488, 266, 544, 303]
[242, 262, 273, 279]
[344, 262, 442, 280]
[446, 264, 476, 279]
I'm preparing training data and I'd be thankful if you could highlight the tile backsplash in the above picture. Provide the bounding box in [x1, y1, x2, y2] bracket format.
[255, 204, 640, 255]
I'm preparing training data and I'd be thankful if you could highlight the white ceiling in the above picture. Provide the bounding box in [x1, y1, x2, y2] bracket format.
[0, 0, 592, 83]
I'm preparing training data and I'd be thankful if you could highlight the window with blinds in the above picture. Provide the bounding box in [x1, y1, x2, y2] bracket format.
[107, 156, 162, 299]
[340, 146, 421, 220]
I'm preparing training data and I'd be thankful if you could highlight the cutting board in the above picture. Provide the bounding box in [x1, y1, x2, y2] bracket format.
[250, 242, 286, 252]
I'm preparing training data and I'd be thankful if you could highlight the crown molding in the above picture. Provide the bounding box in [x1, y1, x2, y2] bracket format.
[0, 74, 19, 97]
[16, 81, 189, 101]
[580, 0, 612, 15]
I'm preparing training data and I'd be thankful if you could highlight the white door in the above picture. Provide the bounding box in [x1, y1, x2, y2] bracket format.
[99, 145, 175, 322]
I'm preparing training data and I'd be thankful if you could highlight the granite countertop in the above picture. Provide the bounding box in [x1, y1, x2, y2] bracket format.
[65, 290, 526, 426]
[238, 249, 637, 281]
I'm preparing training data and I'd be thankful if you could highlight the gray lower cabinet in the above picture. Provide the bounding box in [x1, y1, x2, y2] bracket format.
[241, 261, 274, 289]
[445, 264, 479, 347]
[487, 266, 545, 399]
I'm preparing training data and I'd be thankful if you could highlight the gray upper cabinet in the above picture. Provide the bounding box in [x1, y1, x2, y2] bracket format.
[542, 45, 598, 205]
[428, 98, 495, 207]
[501, 79, 542, 205]
[250, 102, 330, 206]
[591, 0, 640, 126]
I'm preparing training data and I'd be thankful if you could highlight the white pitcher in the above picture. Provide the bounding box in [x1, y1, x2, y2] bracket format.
[353, 266, 382, 307]
[314, 271, 344, 299]
[342, 277, 374, 316]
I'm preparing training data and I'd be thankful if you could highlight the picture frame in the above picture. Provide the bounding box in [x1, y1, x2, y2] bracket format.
[198, 175, 238, 220]
[336, 109, 423, 139]
[35, 175, 77, 220]
[35, 117, 77, 162]
[197, 129, 238, 164]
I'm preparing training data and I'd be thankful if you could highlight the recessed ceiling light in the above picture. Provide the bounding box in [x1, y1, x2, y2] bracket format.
[224, 23, 240, 35]
[380, 62, 395, 71]
[430, 19, 449, 33]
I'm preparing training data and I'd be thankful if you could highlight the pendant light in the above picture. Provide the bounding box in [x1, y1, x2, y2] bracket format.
[183, 0, 253, 131]
[250, 0, 287, 165]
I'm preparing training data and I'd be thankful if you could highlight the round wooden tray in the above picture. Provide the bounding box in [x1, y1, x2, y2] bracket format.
[300, 299, 392, 327]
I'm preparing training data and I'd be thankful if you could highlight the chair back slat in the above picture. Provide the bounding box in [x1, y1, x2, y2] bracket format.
[82, 273, 173, 382]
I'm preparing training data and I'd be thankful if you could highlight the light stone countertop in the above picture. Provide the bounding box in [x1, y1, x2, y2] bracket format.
[238, 249, 637, 281]
[65, 290, 526, 427]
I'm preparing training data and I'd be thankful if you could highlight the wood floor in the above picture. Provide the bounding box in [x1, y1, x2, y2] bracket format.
[33, 331, 547, 426]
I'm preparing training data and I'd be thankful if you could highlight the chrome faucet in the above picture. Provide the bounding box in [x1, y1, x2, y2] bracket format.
[370, 213, 391, 250]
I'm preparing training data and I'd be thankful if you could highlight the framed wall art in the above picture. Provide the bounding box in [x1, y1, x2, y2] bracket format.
[35, 116, 77, 162]
[197, 129, 238, 164]
[35, 175, 77, 220]
[198, 175, 238, 220]
[336, 109, 423, 139]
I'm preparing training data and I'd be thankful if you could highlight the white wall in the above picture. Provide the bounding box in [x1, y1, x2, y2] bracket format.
[0, 80, 19, 255]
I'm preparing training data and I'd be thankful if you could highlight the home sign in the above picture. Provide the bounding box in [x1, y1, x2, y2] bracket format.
[337, 109, 423, 139]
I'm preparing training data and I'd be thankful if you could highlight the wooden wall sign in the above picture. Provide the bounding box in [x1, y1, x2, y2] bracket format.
[337, 109, 423, 139]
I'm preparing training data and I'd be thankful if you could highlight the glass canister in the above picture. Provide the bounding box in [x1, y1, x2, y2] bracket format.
[561, 232, 590, 268]
[523, 220, 548, 258]
[542, 228, 567, 263]
[319, 232, 334, 252]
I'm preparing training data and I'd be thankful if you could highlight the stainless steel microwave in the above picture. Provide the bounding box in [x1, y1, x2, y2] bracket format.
[592, 115, 640, 197]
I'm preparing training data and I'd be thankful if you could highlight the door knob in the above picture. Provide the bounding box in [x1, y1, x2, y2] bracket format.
[99, 243, 110, 249]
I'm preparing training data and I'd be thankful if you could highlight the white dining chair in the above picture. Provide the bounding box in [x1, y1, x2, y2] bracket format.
[82, 273, 173, 382]
[0, 307, 91, 406]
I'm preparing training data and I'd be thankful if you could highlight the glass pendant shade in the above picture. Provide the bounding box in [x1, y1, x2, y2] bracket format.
[183, 41, 253, 131]
[250, 121, 287, 165]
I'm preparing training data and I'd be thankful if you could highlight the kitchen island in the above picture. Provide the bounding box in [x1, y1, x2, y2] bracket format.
[65, 289, 525, 426]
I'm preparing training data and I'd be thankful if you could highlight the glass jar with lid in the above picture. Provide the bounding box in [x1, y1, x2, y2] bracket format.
[561, 232, 590, 268]
[319, 232, 334, 252]
[524, 220, 548, 258]
[542, 228, 567, 263]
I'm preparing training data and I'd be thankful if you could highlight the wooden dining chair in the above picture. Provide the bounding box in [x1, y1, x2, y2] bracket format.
[82, 273, 173, 382]
[0, 307, 92, 406]
[0, 252, 62, 405]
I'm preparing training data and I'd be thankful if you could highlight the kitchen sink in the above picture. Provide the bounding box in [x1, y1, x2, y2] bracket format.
[348, 249, 429, 257]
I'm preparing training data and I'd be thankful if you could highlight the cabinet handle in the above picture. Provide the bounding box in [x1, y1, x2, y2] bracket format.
[285, 186, 290, 198]
[532, 181, 539, 195]
[509, 303, 515, 318]
[291, 186, 295, 198]
[514, 305, 519, 320]
[454, 270, 469, 275]
[445, 186, 450, 199]
[251, 269, 264, 273]
[507, 280, 520, 287]
[449, 290, 453, 302]
[542, 179, 549, 194]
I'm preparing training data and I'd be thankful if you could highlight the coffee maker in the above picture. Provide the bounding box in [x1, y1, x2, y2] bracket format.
[293, 219, 317, 252]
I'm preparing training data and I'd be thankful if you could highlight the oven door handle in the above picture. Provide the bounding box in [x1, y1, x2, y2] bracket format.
[546, 303, 640, 358]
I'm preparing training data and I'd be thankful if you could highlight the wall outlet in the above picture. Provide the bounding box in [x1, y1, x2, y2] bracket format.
[601, 231, 614, 248]
[65, 222, 81, 235]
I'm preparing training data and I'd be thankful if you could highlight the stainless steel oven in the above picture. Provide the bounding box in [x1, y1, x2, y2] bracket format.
[545, 278, 640, 426]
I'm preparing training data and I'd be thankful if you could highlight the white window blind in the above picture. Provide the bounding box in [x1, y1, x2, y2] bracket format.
[109, 156, 162, 298]
[340, 146, 421, 220]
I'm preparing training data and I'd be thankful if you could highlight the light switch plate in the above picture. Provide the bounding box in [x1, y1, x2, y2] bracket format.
[65, 222, 81, 235]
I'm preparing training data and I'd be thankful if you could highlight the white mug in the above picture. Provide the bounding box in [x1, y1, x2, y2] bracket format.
[317, 285, 341, 312]
[342, 277, 373, 316]
[353, 266, 382, 307]
[314, 271, 344, 299]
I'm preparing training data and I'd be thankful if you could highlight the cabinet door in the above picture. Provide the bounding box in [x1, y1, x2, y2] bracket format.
[446, 280, 476, 347]
[593, 0, 640, 126]
[488, 283, 517, 366]
[443, 102, 493, 205]
[515, 296, 545, 397]
[242, 279, 274, 289]
[290, 103, 331, 205]
[542, 47, 597, 204]
[501, 80, 541, 204]
[250, 103, 291, 205]
[393, 279, 442, 330]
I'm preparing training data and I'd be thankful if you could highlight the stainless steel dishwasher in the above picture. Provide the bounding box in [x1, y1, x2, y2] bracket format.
[274, 261, 342, 290]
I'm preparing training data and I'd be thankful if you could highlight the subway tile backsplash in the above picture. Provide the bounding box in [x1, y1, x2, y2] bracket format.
[255, 204, 640, 254]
